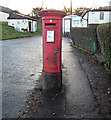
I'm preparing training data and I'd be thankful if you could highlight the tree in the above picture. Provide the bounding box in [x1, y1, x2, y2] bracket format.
[30, 1, 44, 18]
[98, 6, 111, 10]
[63, 6, 91, 16]
[63, 6, 71, 15]
[31, 7, 43, 18]
[73, 7, 91, 16]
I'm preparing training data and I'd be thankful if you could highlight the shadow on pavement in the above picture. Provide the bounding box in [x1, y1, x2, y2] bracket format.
[21, 74, 68, 118]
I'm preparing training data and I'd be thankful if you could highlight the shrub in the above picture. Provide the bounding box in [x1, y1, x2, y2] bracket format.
[97, 23, 111, 70]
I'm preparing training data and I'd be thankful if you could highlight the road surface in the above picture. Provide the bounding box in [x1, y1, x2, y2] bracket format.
[2, 36, 42, 118]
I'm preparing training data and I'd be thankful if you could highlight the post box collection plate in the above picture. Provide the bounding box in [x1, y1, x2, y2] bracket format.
[47, 30, 54, 42]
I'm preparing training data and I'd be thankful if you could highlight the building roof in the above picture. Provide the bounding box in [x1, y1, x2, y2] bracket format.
[81, 9, 111, 18]
[0, 5, 11, 14]
[8, 12, 37, 21]
[0, 5, 37, 21]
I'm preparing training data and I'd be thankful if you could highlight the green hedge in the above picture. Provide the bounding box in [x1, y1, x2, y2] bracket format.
[70, 25, 99, 52]
[97, 23, 111, 70]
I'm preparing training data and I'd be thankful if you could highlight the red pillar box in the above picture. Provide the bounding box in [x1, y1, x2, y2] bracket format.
[39, 9, 66, 93]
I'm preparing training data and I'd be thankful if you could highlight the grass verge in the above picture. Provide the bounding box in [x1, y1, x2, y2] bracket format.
[0, 23, 42, 40]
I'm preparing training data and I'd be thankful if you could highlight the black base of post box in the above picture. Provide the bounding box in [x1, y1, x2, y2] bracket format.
[42, 70, 62, 94]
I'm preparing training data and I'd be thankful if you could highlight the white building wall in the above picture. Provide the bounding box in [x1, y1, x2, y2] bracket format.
[0, 11, 9, 21]
[8, 19, 30, 32]
[80, 19, 87, 27]
[88, 11, 111, 24]
[62, 18, 65, 34]
[8, 19, 37, 32]
[32, 21, 37, 32]
[63, 15, 71, 34]
[72, 15, 81, 27]
[64, 19, 70, 32]
[83, 13, 88, 20]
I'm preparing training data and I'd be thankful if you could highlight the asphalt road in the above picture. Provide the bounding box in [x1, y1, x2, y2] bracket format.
[2, 36, 110, 118]
[2, 36, 43, 118]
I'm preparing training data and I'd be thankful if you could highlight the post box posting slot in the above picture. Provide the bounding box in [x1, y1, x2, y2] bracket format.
[44, 19, 57, 28]
[45, 23, 56, 26]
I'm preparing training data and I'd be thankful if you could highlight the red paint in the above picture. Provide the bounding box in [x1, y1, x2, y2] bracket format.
[39, 9, 66, 73]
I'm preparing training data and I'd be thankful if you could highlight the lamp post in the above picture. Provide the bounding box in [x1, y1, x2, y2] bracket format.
[70, 0, 72, 15]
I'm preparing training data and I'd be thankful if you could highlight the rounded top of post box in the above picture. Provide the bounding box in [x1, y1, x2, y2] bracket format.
[39, 9, 66, 18]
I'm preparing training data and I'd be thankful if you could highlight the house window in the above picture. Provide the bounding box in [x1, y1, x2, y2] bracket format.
[100, 12, 104, 20]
